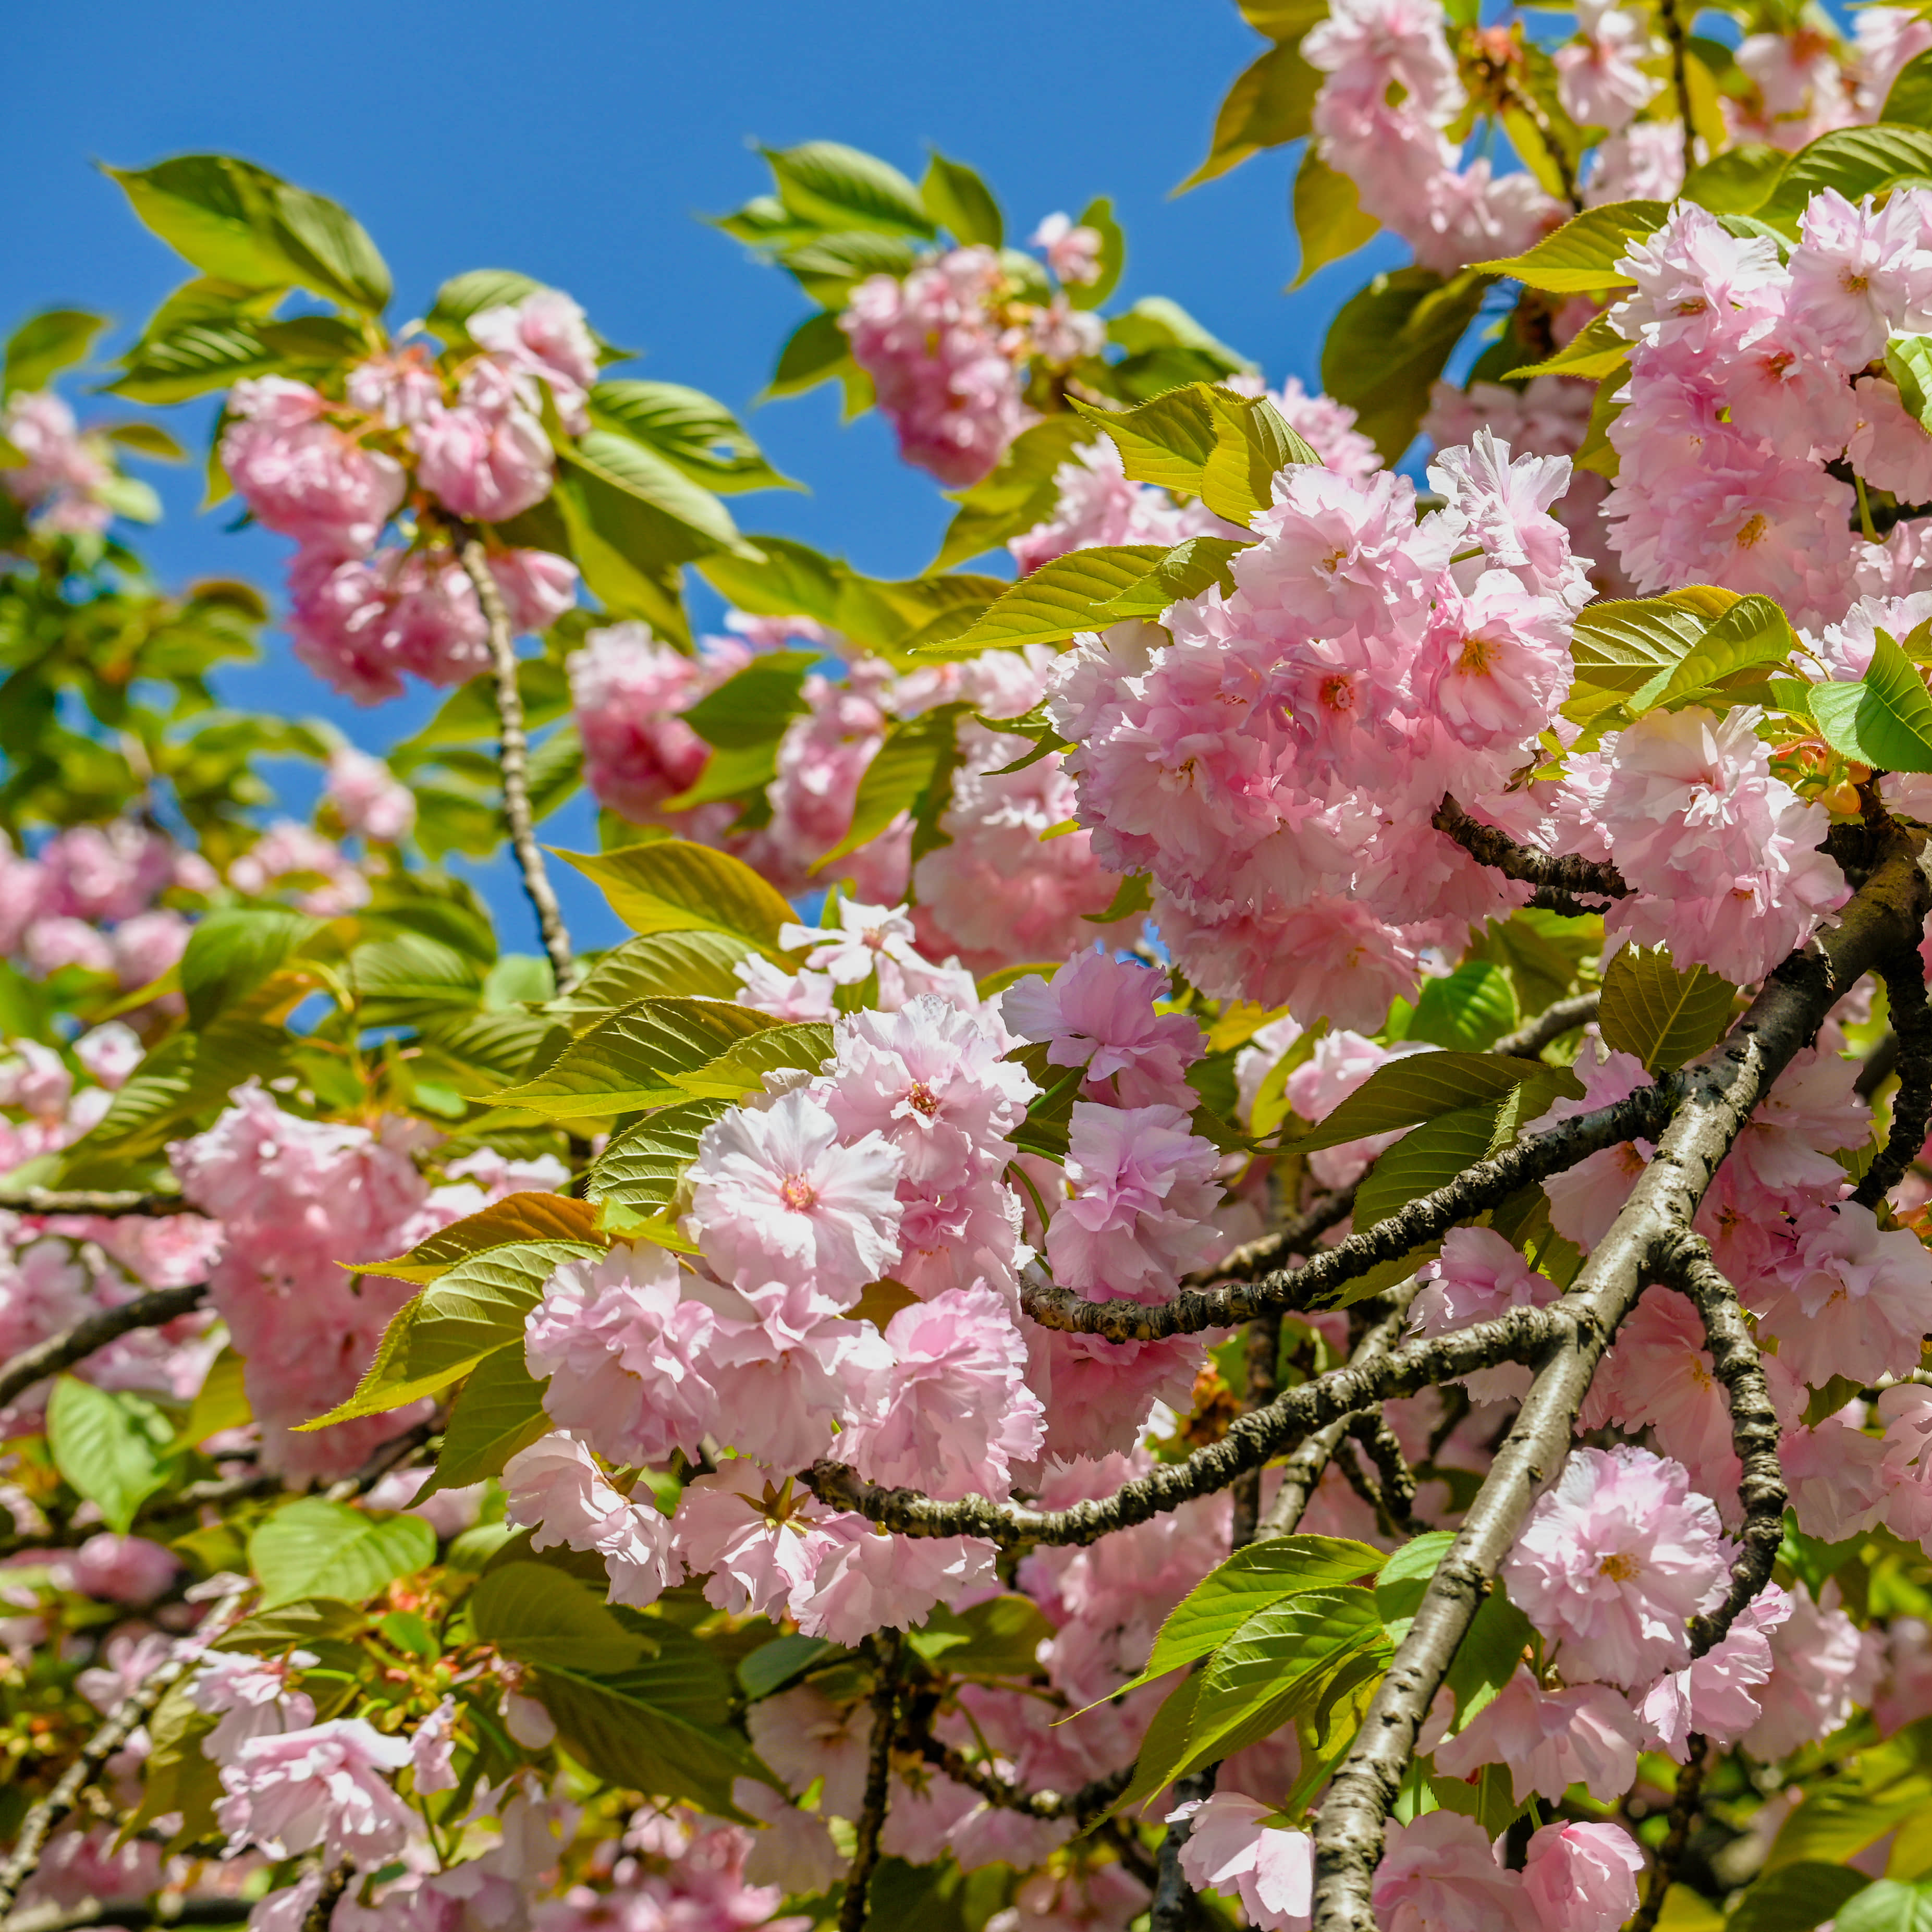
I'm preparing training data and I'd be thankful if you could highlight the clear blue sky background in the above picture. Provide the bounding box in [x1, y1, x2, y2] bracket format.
[3, 0, 1404, 953]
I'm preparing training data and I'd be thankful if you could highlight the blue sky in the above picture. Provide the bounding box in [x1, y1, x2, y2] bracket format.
[3, 0, 1402, 952]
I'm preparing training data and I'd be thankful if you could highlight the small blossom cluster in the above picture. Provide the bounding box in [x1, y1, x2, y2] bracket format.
[0, 391, 127, 535]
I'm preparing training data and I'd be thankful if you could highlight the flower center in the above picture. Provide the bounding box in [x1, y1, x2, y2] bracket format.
[1735, 511, 1769, 549]
[1841, 267, 1870, 295]
[1455, 633, 1492, 677]
[1319, 674, 1355, 713]
[1598, 1551, 1640, 1582]
[1318, 545, 1349, 575]
[907, 1080, 940, 1117]
[779, 1174, 818, 1212]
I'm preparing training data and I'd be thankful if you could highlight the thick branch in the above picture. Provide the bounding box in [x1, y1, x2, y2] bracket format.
[1189, 1190, 1355, 1286]
[1432, 794, 1629, 903]
[0, 1585, 250, 1917]
[839, 1632, 902, 1932]
[1022, 1084, 1673, 1340]
[1491, 992, 1600, 1061]
[0, 1192, 200, 1220]
[1853, 949, 1932, 1207]
[1309, 829, 1932, 1932]
[0, 1282, 206, 1413]
[454, 535, 578, 996]
[805, 1302, 1562, 1548]
[1629, 1739, 1710, 1932]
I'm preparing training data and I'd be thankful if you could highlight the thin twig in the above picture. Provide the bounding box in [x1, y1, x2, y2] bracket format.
[1629, 1737, 1710, 1932]
[453, 534, 578, 996]
[1346, 1414, 1422, 1537]
[1856, 1029, 1900, 1099]
[0, 1584, 251, 1917]
[1306, 826, 1932, 1932]
[910, 1737, 1128, 1824]
[1655, 0, 1699, 190]
[1187, 1190, 1355, 1286]
[0, 1283, 206, 1413]
[0, 1192, 200, 1220]
[839, 1631, 902, 1932]
[324, 1420, 438, 1503]
[1491, 992, 1600, 1061]
[1433, 794, 1629, 902]
[300, 1864, 352, 1932]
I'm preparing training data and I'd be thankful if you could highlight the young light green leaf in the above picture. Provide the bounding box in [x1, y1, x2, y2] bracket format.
[672, 1020, 834, 1097]
[1511, 311, 1631, 381]
[1373, 1531, 1457, 1623]
[1351, 1100, 1504, 1232]
[470, 1561, 645, 1674]
[419, 1346, 553, 1497]
[1726, 1866, 1874, 1932]
[555, 930, 758, 1025]
[1835, 1879, 1932, 1932]
[1404, 960, 1518, 1053]
[1106, 1671, 1205, 1822]
[1812, 631, 1932, 773]
[587, 380, 799, 495]
[366, 1192, 604, 1286]
[4, 309, 109, 395]
[1086, 536, 1253, 620]
[249, 1499, 436, 1611]
[816, 703, 969, 867]
[588, 1096, 737, 1214]
[921, 151, 1002, 249]
[1068, 196, 1124, 311]
[928, 547, 1167, 657]
[47, 1377, 174, 1535]
[1758, 126, 1932, 225]
[1634, 593, 1799, 714]
[563, 432, 753, 563]
[1290, 148, 1379, 289]
[1888, 335, 1932, 432]
[556, 839, 796, 948]
[765, 141, 935, 239]
[1597, 945, 1738, 1073]
[1178, 41, 1322, 191]
[1475, 200, 1668, 291]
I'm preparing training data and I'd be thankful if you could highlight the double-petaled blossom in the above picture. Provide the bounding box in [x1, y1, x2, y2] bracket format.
[1172, 1794, 1313, 1932]
[215, 1719, 418, 1863]
[220, 378, 404, 555]
[1431, 1665, 1642, 1802]
[502, 1432, 683, 1608]
[1002, 950, 1204, 1109]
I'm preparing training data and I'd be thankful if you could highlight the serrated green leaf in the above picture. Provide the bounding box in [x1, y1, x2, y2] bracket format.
[179, 908, 324, 1031]
[930, 415, 1092, 570]
[1286, 1051, 1581, 1153]
[588, 1096, 737, 1213]
[1758, 126, 1932, 226]
[1838, 1880, 1932, 1932]
[672, 1019, 834, 1097]
[1634, 593, 1799, 714]
[557, 839, 794, 948]
[765, 141, 935, 239]
[1812, 631, 1932, 773]
[928, 547, 1166, 657]
[1512, 311, 1631, 381]
[470, 1561, 645, 1674]
[249, 1499, 436, 1611]
[1352, 1100, 1505, 1232]
[368, 1193, 603, 1286]
[47, 1377, 174, 1535]
[564, 432, 751, 563]
[1373, 1531, 1458, 1623]
[1108, 1671, 1204, 1821]
[555, 930, 758, 1026]
[588, 380, 798, 495]
[1179, 41, 1322, 191]
[1321, 267, 1493, 464]
[1597, 944, 1737, 1073]
[1089, 536, 1254, 620]
[816, 703, 968, 867]
[739, 1634, 841, 1701]
[421, 1345, 553, 1497]
[677, 651, 816, 752]
[1477, 200, 1669, 291]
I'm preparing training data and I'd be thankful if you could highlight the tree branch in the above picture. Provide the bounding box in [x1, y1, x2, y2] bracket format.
[1307, 828, 1932, 1932]
[0, 1282, 206, 1413]
[910, 1736, 1128, 1824]
[0, 1584, 250, 1918]
[1433, 794, 1629, 903]
[839, 1631, 902, 1932]
[1629, 1738, 1710, 1932]
[0, 1904, 252, 1932]
[1229, 1312, 1281, 1549]
[1188, 1189, 1356, 1286]
[300, 1864, 352, 1932]
[453, 534, 578, 996]
[1852, 948, 1932, 1207]
[0, 1192, 201, 1220]
[805, 1301, 1562, 1548]
[1655, 0, 1699, 189]
[1491, 992, 1600, 1061]
[1021, 1084, 1674, 1341]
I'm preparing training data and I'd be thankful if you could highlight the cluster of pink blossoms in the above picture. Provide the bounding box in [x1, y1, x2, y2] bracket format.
[219, 289, 591, 701]
[0, 391, 124, 535]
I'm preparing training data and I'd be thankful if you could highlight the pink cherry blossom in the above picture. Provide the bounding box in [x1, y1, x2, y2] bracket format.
[670, 1465, 839, 1618]
[1637, 1585, 1793, 1756]
[326, 747, 415, 842]
[221, 377, 405, 554]
[216, 1718, 418, 1862]
[413, 358, 554, 522]
[1519, 1821, 1644, 1932]
[501, 1432, 684, 1608]
[1502, 1445, 1728, 1686]
[190, 1649, 319, 1760]
[470, 288, 600, 433]
[1002, 951, 1204, 1110]
[1031, 213, 1102, 286]
[1745, 1582, 1884, 1758]
[1371, 1811, 1530, 1932]
[1410, 1226, 1559, 1404]
[1432, 1665, 1641, 1802]
[1, 391, 115, 533]
[1172, 1793, 1313, 1932]
[792, 1526, 1000, 1645]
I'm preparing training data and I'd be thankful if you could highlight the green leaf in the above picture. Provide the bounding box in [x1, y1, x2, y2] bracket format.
[1814, 630, 1932, 773]
[1767, 1729, 1932, 1870]
[1352, 1100, 1503, 1232]
[1727, 1865, 1874, 1932]
[1838, 1880, 1932, 1932]
[249, 1499, 436, 1611]
[1069, 382, 1319, 525]
[818, 704, 968, 870]
[1069, 196, 1125, 311]
[588, 1096, 736, 1213]
[1564, 586, 1741, 732]
[1286, 1050, 1581, 1153]
[1109, 1671, 1204, 1820]
[535, 1641, 772, 1813]
[564, 432, 751, 563]
[368, 1193, 603, 1286]
[765, 141, 935, 239]
[674, 1019, 834, 1097]
[922, 151, 1002, 248]
[1290, 148, 1379, 289]
[1758, 126, 1932, 226]
[1598, 945, 1737, 1073]
[558, 839, 795, 948]
[1180, 1588, 1387, 1776]
[557, 930, 759, 1024]
[421, 1346, 553, 1496]
[470, 1561, 645, 1674]
[1681, 141, 1787, 215]
[1321, 267, 1494, 465]
[1635, 592, 1799, 714]
[928, 547, 1165, 656]
[1888, 52, 1932, 130]
[1179, 41, 1322, 191]
[1895, 337, 1932, 439]
[4, 309, 109, 395]
[1089, 536, 1254, 620]
[47, 1377, 173, 1535]
[488, 997, 781, 1118]
[1374, 1531, 1458, 1623]
[766, 309, 857, 400]
[179, 907, 323, 1031]
[1123, 1537, 1384, 1696]
[739, 1635, 840, 1701]
[1512, 311, 1631, 381]
[105, 155, 390, 312]
[1405, 961, 1518, 1053]
[307, 1239, 597, 1425]
[587, 380, 798, 495]
[679, 651, 817, 750]
[121, 1682, 223, 1850]
[1476, 201, 1670, 292]
[1444, 1584, 1535, 1723]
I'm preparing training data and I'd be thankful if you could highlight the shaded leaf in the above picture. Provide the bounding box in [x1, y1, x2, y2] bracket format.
[1597, 945, 1737, 1073]
[249, 1499, 435, 1611]
[470, 1561, 645, 1674]
[1813, 631, 1932, 773]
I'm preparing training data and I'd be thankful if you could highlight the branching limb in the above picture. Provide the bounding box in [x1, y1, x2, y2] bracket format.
[1432, 795, 1629, 903]
[1629, 1738, 1710, 1932]
[453, 534, 578, 996]
[1189, 1190, 1355, 1286]
[1653, 1234, 1788, 1649]
[0, 1192, 201, 1220]
[1230, 1312, 1281, 1549]
[1022, 1083, 1673, 1341]
[1307, 829, 1932, 1932]
[1491, 992, 1600, 1061]
[0, 1584, 250, 1918]
[1856, 1029, 1901, 1099]
[805, 1300, 1561, 1548]
[839, 1631, 903, 1932]
[0, 1282, 206, 1413]
[910, 1736, 1129, 1824]
[1853, 949, 1932, 1207]
[1346, 1414, 1422, 1538]
[1151, 1767, 1216, 1932]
